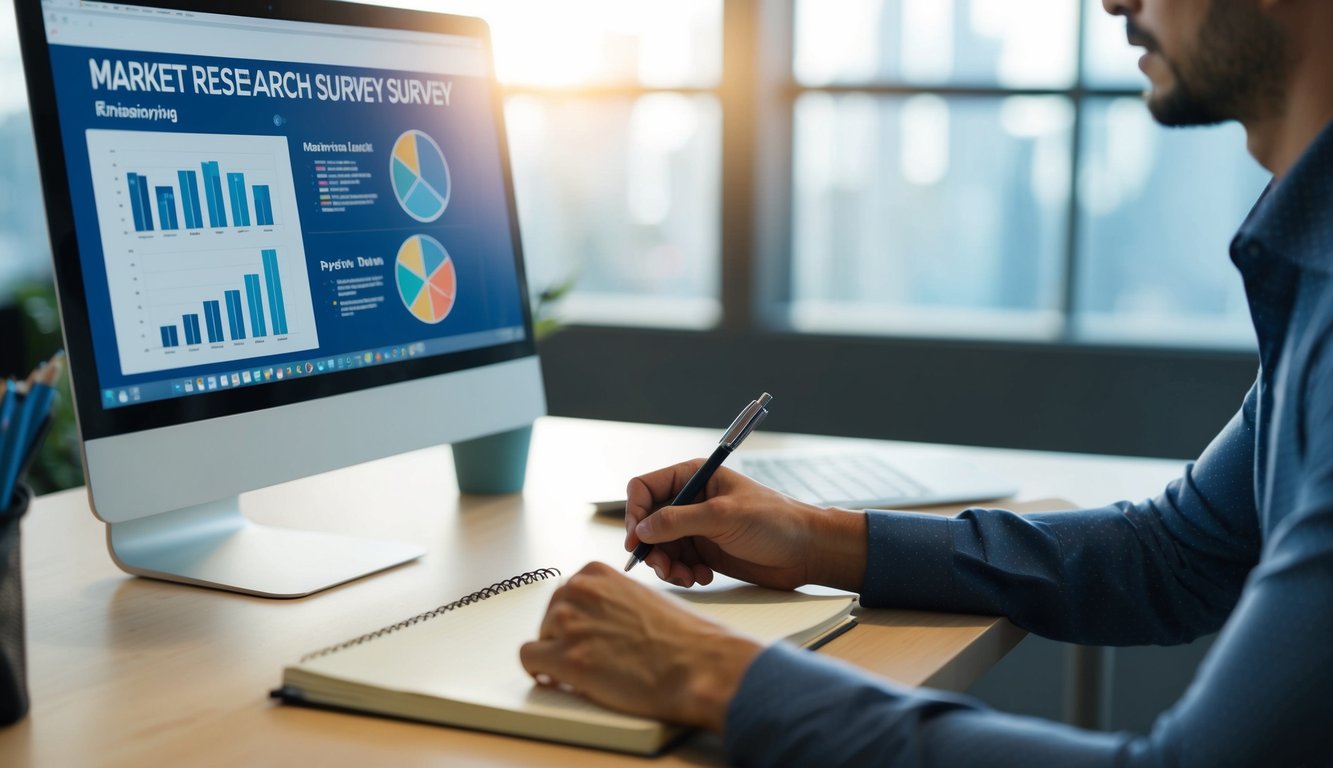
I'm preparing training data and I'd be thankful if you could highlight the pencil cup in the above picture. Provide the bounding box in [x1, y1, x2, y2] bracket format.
[0, 483, 31, 726]
[451, 424, 532, 495]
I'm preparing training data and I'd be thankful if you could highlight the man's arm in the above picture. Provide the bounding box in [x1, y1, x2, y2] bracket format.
[727, 359, 1333, 766]
[859, 382, 1263, 646]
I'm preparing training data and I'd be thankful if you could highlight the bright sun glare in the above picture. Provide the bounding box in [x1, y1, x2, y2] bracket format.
[361, 0, 716, 88]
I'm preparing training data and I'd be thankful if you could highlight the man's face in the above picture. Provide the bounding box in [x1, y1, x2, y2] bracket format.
[1104, 0, 1286, 127]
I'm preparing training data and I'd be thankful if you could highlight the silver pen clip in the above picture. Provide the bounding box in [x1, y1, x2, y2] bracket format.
[719, 392, 772, 450]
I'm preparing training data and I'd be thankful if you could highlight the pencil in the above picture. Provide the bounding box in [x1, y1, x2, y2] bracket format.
[0, 351, 65, 507]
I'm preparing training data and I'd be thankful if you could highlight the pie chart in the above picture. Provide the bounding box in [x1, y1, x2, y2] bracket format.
[395, 234, 457, 324]
[390, 129, 451, 222]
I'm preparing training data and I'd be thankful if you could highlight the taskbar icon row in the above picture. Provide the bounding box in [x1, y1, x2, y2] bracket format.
[101, 342, 429, 408]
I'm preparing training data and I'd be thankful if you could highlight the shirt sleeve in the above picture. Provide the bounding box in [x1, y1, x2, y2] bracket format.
[725, 370, 1333, 766]
[725, 644, 1129, 768]
[858, 382, 1262, 646]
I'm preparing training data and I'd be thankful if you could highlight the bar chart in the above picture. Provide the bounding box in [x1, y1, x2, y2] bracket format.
[156, 249, 292, 349]
[88, 129, 294, 237]
[124, 161, 276, 232]
[86, 130, 315, 374]
[132, 244, 318, 371]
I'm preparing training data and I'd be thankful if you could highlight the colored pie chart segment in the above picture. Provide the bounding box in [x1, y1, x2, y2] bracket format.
[390, 129, 451, 223]
[396, 235, 457, 324]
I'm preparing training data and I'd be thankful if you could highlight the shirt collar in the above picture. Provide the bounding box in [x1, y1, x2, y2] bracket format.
[1233, 118, 1333, 275]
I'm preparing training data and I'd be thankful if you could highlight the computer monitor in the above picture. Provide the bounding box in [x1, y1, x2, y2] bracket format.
[14, 0, 546, 597]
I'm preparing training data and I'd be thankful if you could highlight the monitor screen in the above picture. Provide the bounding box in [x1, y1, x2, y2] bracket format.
[26, 0, 535, 440]
[17, 0, 546, 594]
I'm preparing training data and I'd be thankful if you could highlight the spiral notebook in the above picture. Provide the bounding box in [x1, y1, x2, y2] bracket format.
[273, 567, 857, 754]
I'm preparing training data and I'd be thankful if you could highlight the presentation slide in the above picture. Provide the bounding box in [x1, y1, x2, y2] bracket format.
[46, 43, 526, 393]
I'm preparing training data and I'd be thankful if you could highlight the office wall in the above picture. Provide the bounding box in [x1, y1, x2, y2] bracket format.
[539, 326, 1257, 459]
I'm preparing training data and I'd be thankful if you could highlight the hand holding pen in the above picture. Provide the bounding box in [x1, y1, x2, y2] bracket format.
[624, 393, 771, 573]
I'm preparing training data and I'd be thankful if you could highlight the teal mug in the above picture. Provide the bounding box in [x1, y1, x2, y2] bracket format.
[450, 424, 533, 495]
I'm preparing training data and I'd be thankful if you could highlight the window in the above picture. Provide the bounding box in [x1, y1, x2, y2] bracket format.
[388, 0, 724, 328]
[788, 0, 1267, 348]
[0, 0, 1270, 348]
[0, 1, 51, 302]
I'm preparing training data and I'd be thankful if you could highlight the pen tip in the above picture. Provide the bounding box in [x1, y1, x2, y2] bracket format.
[623, 554, 638, 572]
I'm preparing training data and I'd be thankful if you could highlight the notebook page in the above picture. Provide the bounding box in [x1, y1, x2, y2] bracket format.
[674, 586, 854, 644]
[293, 573, 854, 730]
[297, 576, 657, 729]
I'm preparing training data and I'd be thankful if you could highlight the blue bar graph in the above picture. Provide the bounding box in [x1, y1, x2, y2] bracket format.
[224, 289, 247, 340]
[155, 186, 178, 231]
[159, 249, 291, 349]
[253, 185, 273, 227]
[203, 300, 224, 343]
[183, 314, 202, 346]
[126, 162, 275, 232]
[227, 172, 251, 227]
[244, 273, 267, 337]
[201, 161, 228, 228]
[127, 173, 155, 232]
[262, 249, 288, 335]
[177, 170, 203, 229]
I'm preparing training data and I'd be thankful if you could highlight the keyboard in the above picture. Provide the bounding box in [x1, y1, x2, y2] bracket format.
[739, 452, 929, 507]
[590, 449, 1016, 515]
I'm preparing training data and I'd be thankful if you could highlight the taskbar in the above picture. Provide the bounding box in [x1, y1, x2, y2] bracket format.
[99, 325, 525, 409]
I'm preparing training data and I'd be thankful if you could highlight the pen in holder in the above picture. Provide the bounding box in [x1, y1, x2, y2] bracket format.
[0, 482, 32, 726]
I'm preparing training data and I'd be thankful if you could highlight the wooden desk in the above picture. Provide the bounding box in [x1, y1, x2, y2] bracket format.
[0, 417, 1185, 766]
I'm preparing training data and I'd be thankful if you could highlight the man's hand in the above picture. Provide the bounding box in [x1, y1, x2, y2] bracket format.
[519, 562, 763, 731]
[626, 461, 868, 592]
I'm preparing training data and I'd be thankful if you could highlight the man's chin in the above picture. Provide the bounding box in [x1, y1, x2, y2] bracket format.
[1144, 85, 1228, 128]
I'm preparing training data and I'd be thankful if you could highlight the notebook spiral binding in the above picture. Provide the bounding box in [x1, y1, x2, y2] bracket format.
[299, 567, 562, 663]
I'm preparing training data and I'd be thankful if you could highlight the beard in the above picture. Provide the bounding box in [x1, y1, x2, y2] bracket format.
[1140, 0, 1287, 127]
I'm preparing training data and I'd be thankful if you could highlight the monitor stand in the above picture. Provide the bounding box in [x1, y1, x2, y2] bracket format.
[105, 496, 424, 598]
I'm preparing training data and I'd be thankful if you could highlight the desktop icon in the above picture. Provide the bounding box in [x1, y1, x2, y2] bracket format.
[219, 375, 230, 387]
[242, 371, 252, 384]
[117, 390, 129, 404]
[207, 377, 218, 390]
[231, 373, 241, 386]
[316, 361, 325, 372]
[103, 389, 115, 402]
[276, 369, 284, 380]
[173, 382, 183, 393]
[196, 377, 205, 389]
[264, 368, 273, 380]
[363, 352, 373, 364]
[304, 362, 314, 374]
[184, 380, 194, 393]
[375, 352, 382, 363]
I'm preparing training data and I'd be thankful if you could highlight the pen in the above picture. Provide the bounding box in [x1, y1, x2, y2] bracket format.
[624, 392, 772, 573]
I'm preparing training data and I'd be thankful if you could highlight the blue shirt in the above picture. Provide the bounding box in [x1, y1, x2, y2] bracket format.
[725, 120, 1333, 767]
